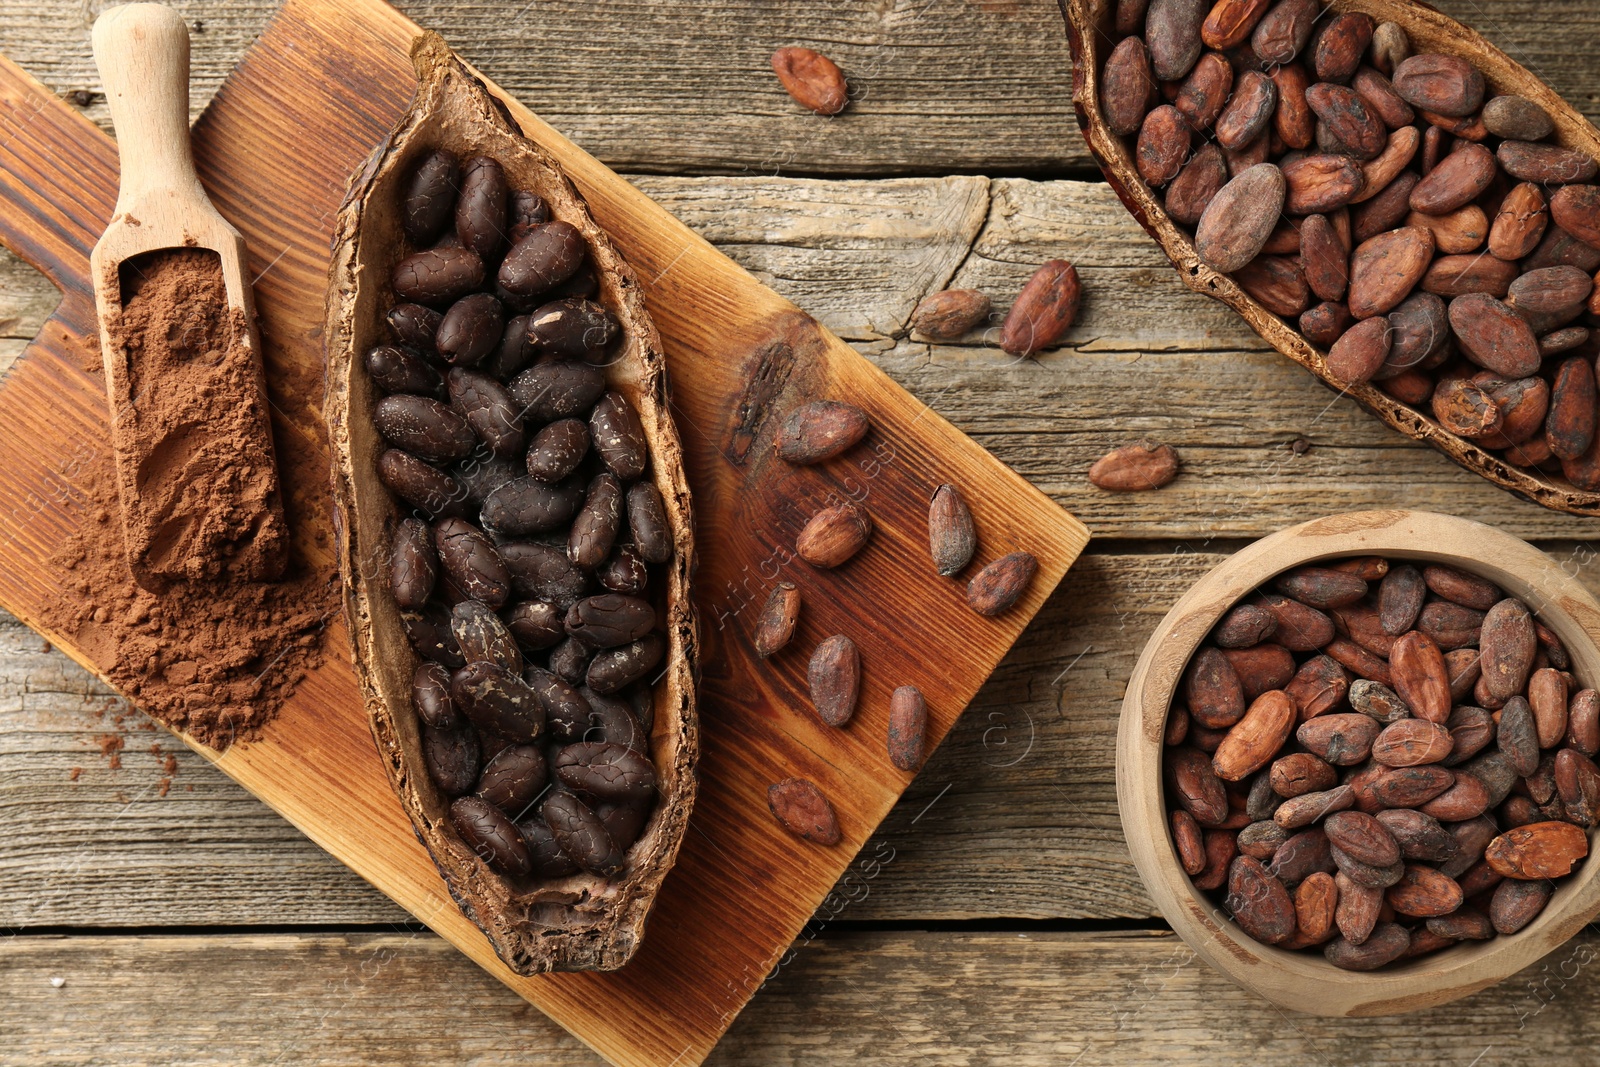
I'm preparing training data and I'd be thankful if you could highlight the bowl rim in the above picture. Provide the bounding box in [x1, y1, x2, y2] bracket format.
[1118, 509, 1600, 1016]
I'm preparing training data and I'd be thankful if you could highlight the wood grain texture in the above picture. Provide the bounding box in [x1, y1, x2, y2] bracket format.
[1, 1, 1597, 176]
[0, 1, 1086, 1063]
[3, 929, 1598, 1065]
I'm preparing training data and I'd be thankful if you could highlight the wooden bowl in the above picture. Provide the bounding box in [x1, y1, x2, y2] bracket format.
[1061, 0, 1600, 516]
[324, 35, 698, 975]
[1119, 509, 1600, 1015]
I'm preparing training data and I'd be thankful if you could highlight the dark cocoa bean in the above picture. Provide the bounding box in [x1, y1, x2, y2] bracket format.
[374, 394, 477, 464]
[452, 795, 532, 877]
[422, 723, 479, 795]
[586, 632, 666, 694]
[402, 150, 458, 245]
[498, 220, 586, 301]
[527, 297, 620, 363]
[454, 155, 507, 263]
[569, 473, 623, 569]
[392, 246, 484, 307]
[434, 518, 510, 608]
[590, 391, 648, 482]
[366, 343, 445, 398]
[543, 790, 625, 874]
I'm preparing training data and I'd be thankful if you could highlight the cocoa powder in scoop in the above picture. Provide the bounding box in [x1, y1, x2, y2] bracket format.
[106, 249, 288, 584]
[42, 249, 338, 749]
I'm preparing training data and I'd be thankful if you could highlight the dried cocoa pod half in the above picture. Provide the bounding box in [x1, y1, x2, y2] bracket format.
[325, 40, 696, 976]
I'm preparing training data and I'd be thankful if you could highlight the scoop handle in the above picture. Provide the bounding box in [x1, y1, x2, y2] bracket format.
[92, 4, 206, 216]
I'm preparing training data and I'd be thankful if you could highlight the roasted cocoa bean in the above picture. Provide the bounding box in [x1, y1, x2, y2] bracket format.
[498, 220, 586, 301]
[752, 582, 801, 658]
[1001, 260, 1082, 356]
[507, 360, 606, 423]
[967, 551, 1037, 616]
[767, 776, 841, 845]
[452, 795, 533, 877]
[543, 790, 625, 874]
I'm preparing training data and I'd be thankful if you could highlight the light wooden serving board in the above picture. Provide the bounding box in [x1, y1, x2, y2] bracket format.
[0, 1, 1089, 1063]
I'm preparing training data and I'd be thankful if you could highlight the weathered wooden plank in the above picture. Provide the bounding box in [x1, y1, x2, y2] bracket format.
[11, 546, 1600, 926]
[3, 929, 1597, 1064]
[2, 1, 1598, 175]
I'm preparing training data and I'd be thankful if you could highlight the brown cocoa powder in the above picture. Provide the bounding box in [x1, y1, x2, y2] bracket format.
[105, 249, 287, 584]
[44, 249, 338, 749]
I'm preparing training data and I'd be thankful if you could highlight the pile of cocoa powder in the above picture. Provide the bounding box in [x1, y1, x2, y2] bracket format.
[44, 248, 338, 749]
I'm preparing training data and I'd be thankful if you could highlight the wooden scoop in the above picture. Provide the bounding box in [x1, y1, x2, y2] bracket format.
[89, 3, 288, 587]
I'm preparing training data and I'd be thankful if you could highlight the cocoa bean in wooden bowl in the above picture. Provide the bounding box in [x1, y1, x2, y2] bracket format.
[1063, 0, 1600, 517]
[324, 35, 697, 975]
[1119, 510, 1600, 1014]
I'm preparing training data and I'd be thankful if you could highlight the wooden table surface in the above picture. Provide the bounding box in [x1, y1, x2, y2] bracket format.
[5, 1, 1600, 1062]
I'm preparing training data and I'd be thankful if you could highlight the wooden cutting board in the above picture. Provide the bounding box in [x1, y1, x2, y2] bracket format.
[0, 1, 1088, 1063]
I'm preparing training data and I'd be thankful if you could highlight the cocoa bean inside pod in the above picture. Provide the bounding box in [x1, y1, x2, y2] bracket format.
[327, 40, 694, 977]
